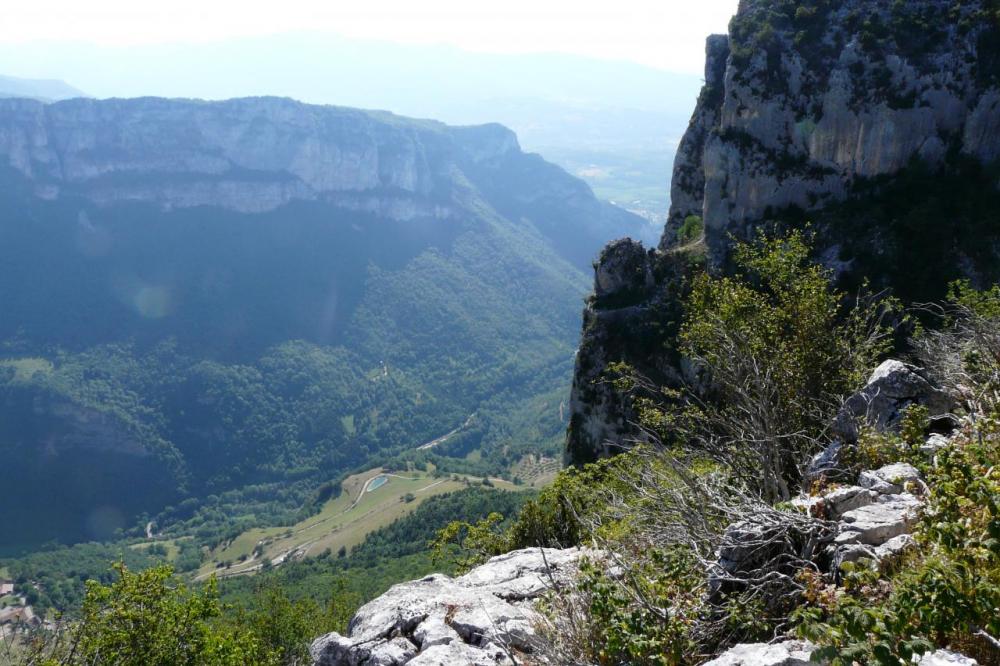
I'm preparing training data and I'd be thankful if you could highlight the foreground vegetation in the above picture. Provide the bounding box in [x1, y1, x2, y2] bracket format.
[434, 233, 1000, 664]
[6, 231, 1000, 664]
[1, 487, 530, 665]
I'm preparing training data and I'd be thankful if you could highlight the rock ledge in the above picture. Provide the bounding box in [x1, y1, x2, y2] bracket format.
[310, 547, 595, 666]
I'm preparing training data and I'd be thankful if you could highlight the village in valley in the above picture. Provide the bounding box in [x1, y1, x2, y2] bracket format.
[0, 579, 41, 641]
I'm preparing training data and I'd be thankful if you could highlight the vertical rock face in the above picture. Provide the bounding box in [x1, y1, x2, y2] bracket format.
[664, 0, 1000, 268]
[566, 0, 1000, 465]
[661, 34, 730, 249]
[0, 96, 508, 216]
[0, 95, 651, 271]
[566, 242, 691, 464]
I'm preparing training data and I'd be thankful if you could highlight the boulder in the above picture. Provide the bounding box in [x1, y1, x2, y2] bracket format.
[821, 485, 878, 520]
[917, 650, 979, 665]
[831, 542, 878, 570]
[838, 494, 922, 546]
[702, 642, 976, 666]
[593, 238, 654, 301]
[858, 463, 922, 496]
[701, 640, 818, 665]
[873, 533, 917, 562]
[834, 361, 953, 443]
[806, 439, 844, 481]
[832, 533, 917, 573]
[921, 433, 950, 455]
[310, 547, 595, 666]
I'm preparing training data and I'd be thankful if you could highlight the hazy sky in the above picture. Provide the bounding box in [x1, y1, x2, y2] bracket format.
[3, 0, 739, 73]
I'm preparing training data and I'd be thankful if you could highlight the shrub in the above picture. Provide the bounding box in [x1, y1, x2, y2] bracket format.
[672, 230, 896, 500]
[21, 564, 274, 666]
[676, 215, 704, 245]
[796, 413, 1000, 664]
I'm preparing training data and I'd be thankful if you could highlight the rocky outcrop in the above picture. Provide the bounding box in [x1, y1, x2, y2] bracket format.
[0, 96, 648, 273]
[702, 641, 817, 666]
[566, 246, 691, 463]
[662, 0, 1000, 267]
[833, 360, 954, 443]
[310, 548, 596, 666]
[566, 0, 1000, 465]
[706, 642, 979, 666]
[808, 360, 956, 480]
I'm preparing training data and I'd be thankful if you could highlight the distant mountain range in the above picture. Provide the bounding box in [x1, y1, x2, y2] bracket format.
[0, 35, 703, 223]
[0, 74, 86, 101]
[0, 95, 645, 554]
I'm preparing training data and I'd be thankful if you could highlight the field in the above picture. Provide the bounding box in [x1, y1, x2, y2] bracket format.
[0, 357, 53, 382]
[194, 467, 519, 580]
[511, 454, 561, 487]
[129, 538, 184, 562]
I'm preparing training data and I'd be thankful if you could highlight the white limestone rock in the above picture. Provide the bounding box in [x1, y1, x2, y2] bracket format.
[916, 650, 980, 665]
[661, 1, 1000, 270]
[592, 239, 654, 301]
[0, 96, 521, 219]
[859, 463, 922, 496]
[835, 361, 953, 443]
[310, 547, 595, 666]
[839, 493, 921, 546]
[702, 640, 819, 666]
[921, 433, 950, 454]
[822, 485, 878, 520]
[874, 533, 917, 561]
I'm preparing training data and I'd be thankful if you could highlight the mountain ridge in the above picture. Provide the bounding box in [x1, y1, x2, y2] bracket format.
[0, 95, 642, 553]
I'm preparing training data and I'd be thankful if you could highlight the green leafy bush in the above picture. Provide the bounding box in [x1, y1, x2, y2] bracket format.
[18, 564, 274, 666]
[674, 230, 896, 500]
[676, 215, 704, 245]
[796, 413, 1000, 664]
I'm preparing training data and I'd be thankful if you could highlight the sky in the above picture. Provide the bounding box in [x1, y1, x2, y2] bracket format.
[2, 0, 739, 74]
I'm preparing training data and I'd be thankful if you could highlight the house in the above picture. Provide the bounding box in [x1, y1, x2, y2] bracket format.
[0, 583, 14, 596]
[0, 605, 37, 626]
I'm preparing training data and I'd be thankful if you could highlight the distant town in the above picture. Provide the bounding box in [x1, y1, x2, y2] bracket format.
[0, 580, 42, 641]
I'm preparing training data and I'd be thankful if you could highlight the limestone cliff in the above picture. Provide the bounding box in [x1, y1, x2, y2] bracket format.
[0, 96, 506, 217]
[663, 0, 1000, 267]
[567, 0, 1000, 464]
[0, 96, 645, 270]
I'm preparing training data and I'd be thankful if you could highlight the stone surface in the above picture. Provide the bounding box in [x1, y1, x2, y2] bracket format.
[310, 548, 596, 665]
[831, 542, 878, 570]
[858, 463, 922, 495]
[873, 533, 917, 562]
[832, 532, 917, 572]
[703, 643, 977, 666]
[593, 239, 655, 301]
[0, 97, 505, 217]
[835, 361, 953, 443]
[806, 439, 844, 481]
[660, 1, 1000, 268]
[917, 650, 980, 665]
[822, 485, 878, 520]
[702, 640, 818, 666]
[922, 433, 950, 454]
[839, 493, 921, 546]
[0, 96, 649, 268]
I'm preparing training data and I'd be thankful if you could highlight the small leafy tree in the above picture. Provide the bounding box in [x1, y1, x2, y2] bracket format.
[232, 583, 328, 666]
[58, 564, 272, 666]
[671, 230, 896, 500]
